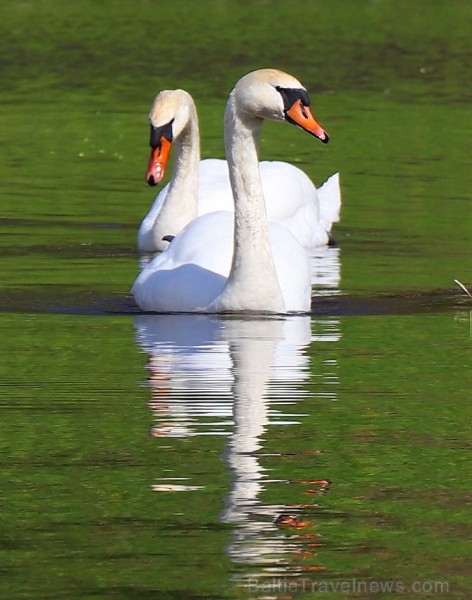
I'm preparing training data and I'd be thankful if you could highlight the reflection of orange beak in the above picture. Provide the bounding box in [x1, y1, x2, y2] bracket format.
[286, 99, 329, 143]
[146, 136, 172, 186]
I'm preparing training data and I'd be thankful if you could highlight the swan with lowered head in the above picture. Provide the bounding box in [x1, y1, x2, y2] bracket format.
[138, 89, 340, 252]
[132, 68, 330, 314]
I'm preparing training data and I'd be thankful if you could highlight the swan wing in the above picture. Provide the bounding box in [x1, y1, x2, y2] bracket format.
[132, 211, 234, 312]
[260, 161, 317, 221]
[137, 184, 169, 251]
[197, 159, 234, 215]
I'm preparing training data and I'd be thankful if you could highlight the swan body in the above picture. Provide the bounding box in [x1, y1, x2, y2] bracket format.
[132, 68, 330, 314]
[133, 211, 311, 312]
[138, 90, 340, 252]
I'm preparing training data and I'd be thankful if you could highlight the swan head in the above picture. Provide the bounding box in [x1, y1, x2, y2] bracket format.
[146, 89, 196, 186]
[227, 68, 329, 143]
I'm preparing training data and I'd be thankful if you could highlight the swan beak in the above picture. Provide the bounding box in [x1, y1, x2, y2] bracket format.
[286, 99, 329, 144]
[146, 137, 172, 186]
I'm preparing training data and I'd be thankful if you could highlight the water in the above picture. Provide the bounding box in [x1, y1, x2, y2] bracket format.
[1, 0, 471, 598]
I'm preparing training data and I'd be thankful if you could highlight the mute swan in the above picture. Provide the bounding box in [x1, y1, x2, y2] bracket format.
[131, 68, 330, 314]
[138, 90, 340, 252]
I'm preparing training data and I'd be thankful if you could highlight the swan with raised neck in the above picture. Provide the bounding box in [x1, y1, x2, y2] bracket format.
[139, 89, 200, 251]
[132, 68, 329, 313]
[139, 81, 340, 253]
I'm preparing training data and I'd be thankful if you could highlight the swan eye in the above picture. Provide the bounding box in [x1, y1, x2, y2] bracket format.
[150, 119, 174, 148]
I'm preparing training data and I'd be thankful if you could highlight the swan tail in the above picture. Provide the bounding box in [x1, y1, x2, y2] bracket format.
[317, 172, 341, 232]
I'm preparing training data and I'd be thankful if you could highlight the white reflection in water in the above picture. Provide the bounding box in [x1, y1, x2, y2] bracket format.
[134, 312, 341, 584]
[308, 246, 341, 295]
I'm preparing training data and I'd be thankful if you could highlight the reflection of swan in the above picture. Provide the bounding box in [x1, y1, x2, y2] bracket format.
[132, 69, 330, 314]
[221, 318, 308, 527]
[308, 245, 341, 292]
[139, 89, 340, 253]
[134, 313, 341, 581]
[134, 315, 312, 438]
[136, 315, 233, 437]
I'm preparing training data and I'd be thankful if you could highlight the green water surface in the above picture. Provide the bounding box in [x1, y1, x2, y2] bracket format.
[0, 0, 471, 598]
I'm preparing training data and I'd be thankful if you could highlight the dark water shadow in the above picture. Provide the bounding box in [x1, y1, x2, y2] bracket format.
[0, 284, 468, 317]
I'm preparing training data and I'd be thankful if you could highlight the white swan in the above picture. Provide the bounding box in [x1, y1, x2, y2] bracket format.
[138, 89, 340, 252]
[131, 68, 330, 314]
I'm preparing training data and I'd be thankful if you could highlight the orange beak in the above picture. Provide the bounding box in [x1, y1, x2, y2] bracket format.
[146, 136, 172, 186]
[286, 99, 329, 143]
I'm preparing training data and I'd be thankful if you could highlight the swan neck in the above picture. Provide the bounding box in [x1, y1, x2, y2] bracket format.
[224, 103, 264, 219]
[219, 96, 285, 312]
[170, 112, 200, 192]
[153, 105, 200, 238]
